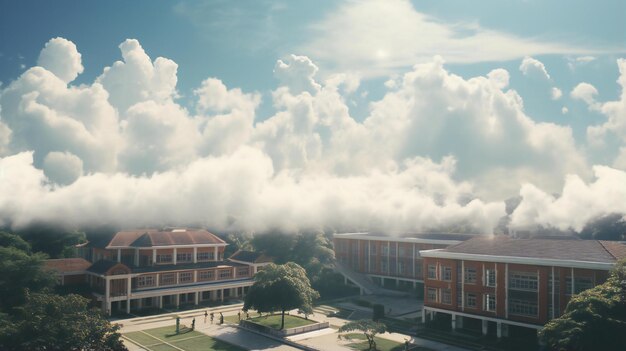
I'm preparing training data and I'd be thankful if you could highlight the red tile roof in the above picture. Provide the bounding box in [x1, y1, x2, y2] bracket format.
[44, 258, 91, 273]
[599, 241, 626, 261]
[90, 229, 226, 248]
[229, 250, 273, 264]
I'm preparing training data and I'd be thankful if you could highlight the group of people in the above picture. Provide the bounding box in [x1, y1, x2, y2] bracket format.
[203, 310, 224, 324]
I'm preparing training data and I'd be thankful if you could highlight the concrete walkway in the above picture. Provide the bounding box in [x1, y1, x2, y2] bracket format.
[117, 303, 469, 351]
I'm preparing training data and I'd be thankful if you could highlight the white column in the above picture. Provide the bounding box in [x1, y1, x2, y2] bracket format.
[551, 266, 556, 319]
[173, 248, 177, 265]
[497, 322, 502, 338]
[193, 247, 198, 263]
[117, 249, 121, 263]
[126, 299, 131, 314]
[126, 276, 132, 314]
[421, 308, 426, 323]
[214, 246, 219, 261]
[233, 267, 237, 279]
[194, 292, 199, 305]
[221, 289, 224, 302]
[482, 320, 489, 336]
[134, 249, 139, 266]
[158, 296, 163, 309]
[451, 314, 457, 331]
[194, 270, 198, 283]
[105, 277, 111, 315]
[152, 249, 157, 265]
[175, 294, 180, 308]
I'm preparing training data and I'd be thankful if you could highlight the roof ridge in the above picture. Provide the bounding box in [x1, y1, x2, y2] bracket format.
[598, 240, 625, 260]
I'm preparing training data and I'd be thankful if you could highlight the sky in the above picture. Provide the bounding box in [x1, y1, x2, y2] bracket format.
[0, 0, 625, 234]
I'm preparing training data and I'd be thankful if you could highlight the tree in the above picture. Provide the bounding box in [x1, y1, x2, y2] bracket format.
[338, 320, 387, 351]
[0, 246, 56, 312]
[0, 231, 31, 252]
[539, 259, 626, 351]
[0, 292, 127, 350]
[243, 262, 320, 330]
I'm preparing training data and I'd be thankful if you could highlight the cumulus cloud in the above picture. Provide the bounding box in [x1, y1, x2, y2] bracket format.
[562, 107, 569, 114]
[37, 38, 84, 83]
[586, 59, 626, 145]
[571, 82, 598, 105]
[551, 87, 562, 100]
[511, 166, 626, 232]
[520, 56, 551, 80]
[0, 37, 623, 235]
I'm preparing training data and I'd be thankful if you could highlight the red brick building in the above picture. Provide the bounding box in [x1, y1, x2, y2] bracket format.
[46, 228, 271, 315]
[420, 236, 626, 337]
[333, 233, 472, 289]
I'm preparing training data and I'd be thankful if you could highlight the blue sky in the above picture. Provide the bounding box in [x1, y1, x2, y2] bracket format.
[0, 0, 624, 232]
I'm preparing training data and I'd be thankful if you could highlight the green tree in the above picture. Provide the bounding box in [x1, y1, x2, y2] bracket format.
[0, 292, 127, 350]
[0, 246, 56, 312]
[539, 259, 626, 350]
[243, 262, 320, 330]
[338, 319, 387, 351]
[16, 225, 86, 258]
[0, 231, 31, 252]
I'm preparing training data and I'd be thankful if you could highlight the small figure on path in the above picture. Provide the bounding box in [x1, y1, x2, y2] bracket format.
[210, 312, 214, 324]
[237, 311, 241, 321]
[246, 311, 250, 319]
[192, 318, 196, 331]
[219, 312, 224, 325]
[204, 310, 208, 323]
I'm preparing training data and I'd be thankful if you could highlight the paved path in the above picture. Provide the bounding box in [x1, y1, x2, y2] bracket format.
[117, 303, 469, 351]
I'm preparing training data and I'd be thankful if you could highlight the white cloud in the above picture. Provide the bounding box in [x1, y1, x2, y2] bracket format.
[561, 107, 569, 114]
[96, 39, 179, 112]
[274, 54, 322, 95]
[586, 59, 626, 145]
[571, 82, 598, 105]
[37, 38, 83, 83]
[519, 56, 551, 80]
[302, 0, 590, 77]
[511, 166, 626, 232]
[551, 87, 562, 100]
[42, 151, 83, 185]
[487, 69, 510, 90]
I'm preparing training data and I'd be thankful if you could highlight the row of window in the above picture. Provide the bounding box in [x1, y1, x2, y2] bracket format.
[135, 267, 249, 288]
[155, 251, 217, 264]
[426, 288, 496, 312]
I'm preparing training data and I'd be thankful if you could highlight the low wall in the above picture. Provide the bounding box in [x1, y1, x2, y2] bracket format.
[240, 319, 330, 337]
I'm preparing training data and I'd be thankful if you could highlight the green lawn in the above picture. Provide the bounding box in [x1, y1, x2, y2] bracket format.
[247, 313, 317, 329]
[343, 333, 434, 351]
[124, 325, 244, 351]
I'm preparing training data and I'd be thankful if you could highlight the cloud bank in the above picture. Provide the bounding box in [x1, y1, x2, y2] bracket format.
[0, 38, 625, 234]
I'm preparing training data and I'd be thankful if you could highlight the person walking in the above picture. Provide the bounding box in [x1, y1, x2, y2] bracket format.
[204, 310, 208, 323]
[219, 312, 224, 325]
[210, 312, 214, 324]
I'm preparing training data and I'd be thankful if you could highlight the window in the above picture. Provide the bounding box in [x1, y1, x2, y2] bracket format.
[464, 268, 477, 284]
[179, 272, 193, 283]
[197, 251, 214, 261]
[370, 245, 377, 255]
[484, 294, 496, 312]
[160, 273, 176, 285]
[156, 254, 172, 264]
[465, 293, 477, 308]
[509, 271, 538, 291]
[176, 252, 192, 263]
[137, 275, 155, 288]
[381, 261, 388, 273]
[219, 269, 232, 279]
[441, 266, 452, 281]
[198, 270, 214, 281]
[485, 269, 496, 287]
[456, 290, 462, 306]
[442, 289, 452, 305]
[237, 267, 249, 277]
[509, 298, 538, 317]
[427, 265, 437, 279]
[566, 277, 594, 295]
[427, 288, 438, 303]
[414, 261, 423, 277]
[382, 245, 389, 256]
[398, 262, 405, 275]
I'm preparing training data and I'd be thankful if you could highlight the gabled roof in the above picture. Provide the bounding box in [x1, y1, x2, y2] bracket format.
[229, 250, 273, 264]
[87, 228, 226, 248]
[87, 260, 128, 274]
[426, 236, 626, 264]
[44, 258, 91, 274]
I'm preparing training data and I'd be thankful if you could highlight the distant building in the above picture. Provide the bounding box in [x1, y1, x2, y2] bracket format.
[45, 228, 271, 315]
[333, 232, 472, 290]
[420, 236, 626, 337]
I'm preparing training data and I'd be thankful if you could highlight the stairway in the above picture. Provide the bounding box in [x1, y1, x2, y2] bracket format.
[333, 261, 407, 296]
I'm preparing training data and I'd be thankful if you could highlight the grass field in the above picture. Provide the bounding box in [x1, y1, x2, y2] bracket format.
[344, 334, 434, 351]
[124, 325, 244, 351]
[247, 313, 316, 329]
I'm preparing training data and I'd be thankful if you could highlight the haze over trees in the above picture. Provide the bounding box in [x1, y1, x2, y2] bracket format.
[243, 262, 320, 330]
